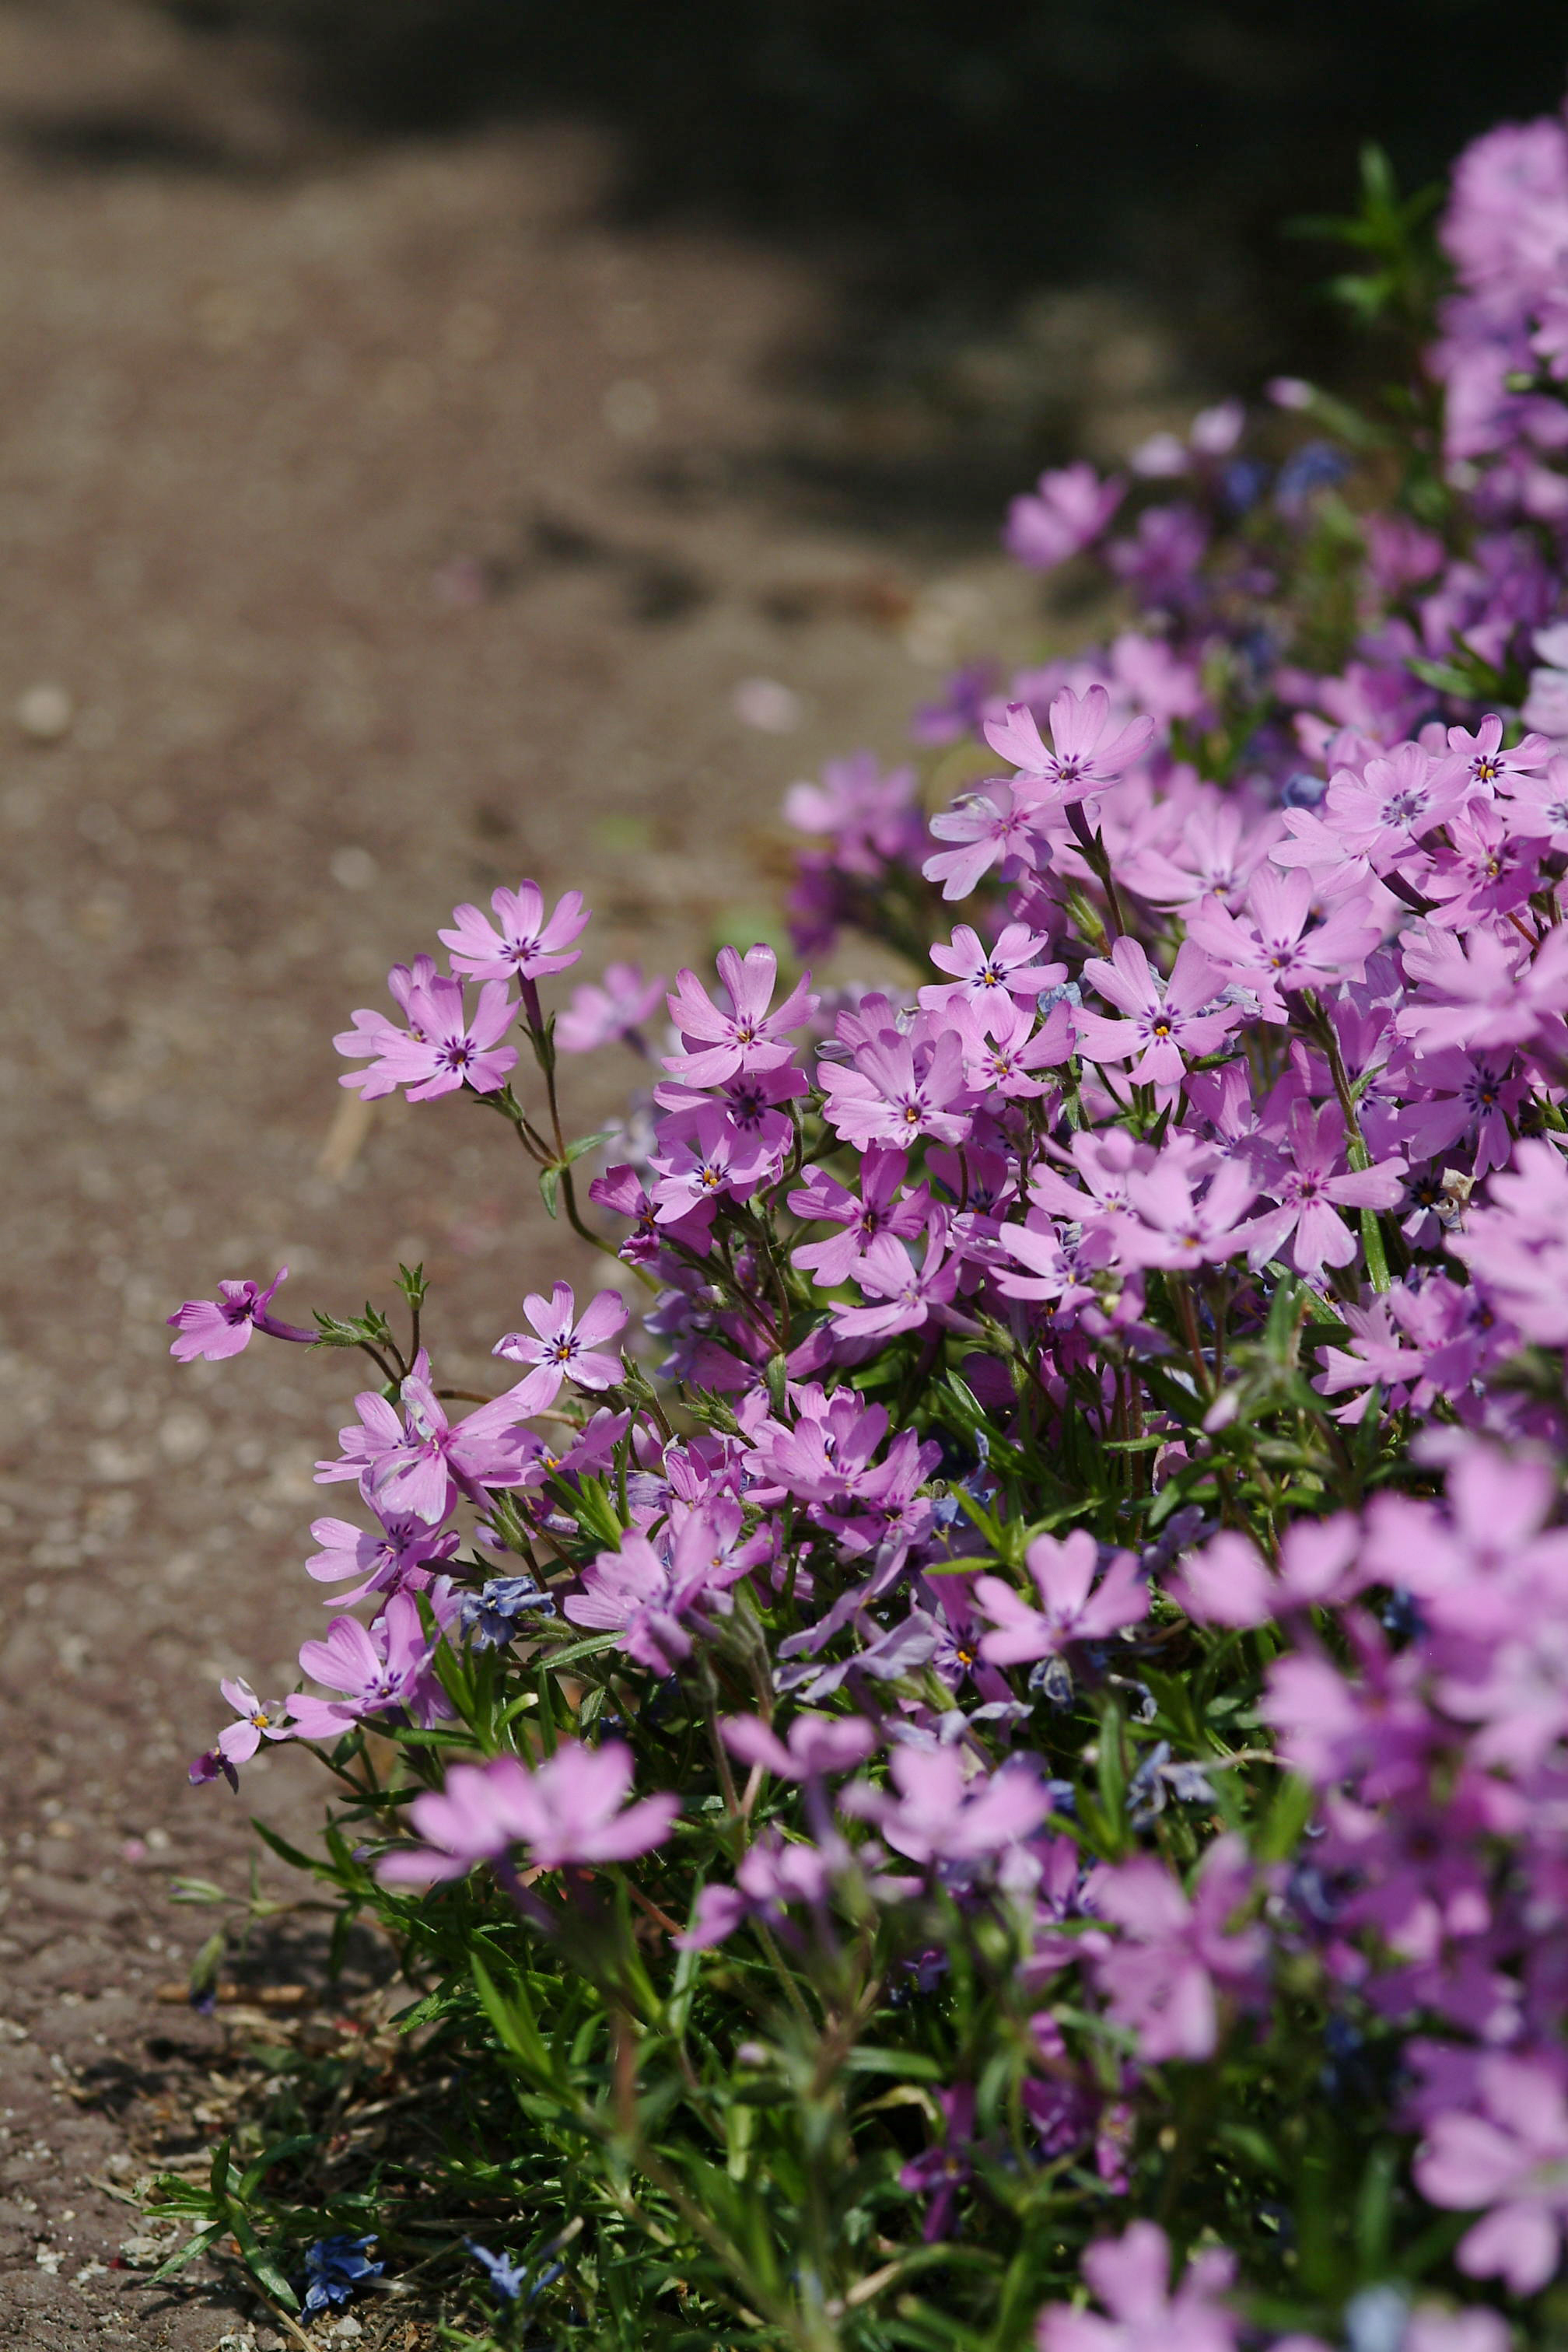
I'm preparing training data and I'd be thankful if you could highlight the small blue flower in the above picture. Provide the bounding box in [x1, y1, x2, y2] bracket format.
[302, 2234, 383, 2313]
[458, 1576, 558, 1650]
[467, 2239, 565, 2304]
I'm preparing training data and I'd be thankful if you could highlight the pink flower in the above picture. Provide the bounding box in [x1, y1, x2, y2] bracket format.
[211, 1678, 293, 1769]
[1416, 2055, 1568, 2294]
[1122, 1155, 1258, 1272]
[288, 1592, 448, 1739]
[1003, 461, 1123, 571]
[1323, 741, 1472, 864]
[167, 1266, 316, 1363]
[919, 922, 1066, 1024]
[555, 961, 665, 1053]
[1075, 937, 1240, 1087]
[789, 1149, 930, 1286]
[376, 1740, 678, 1885]
[718, 1710, 877, 1780]
[974, 1530, 1146, 1666]
[335, 970, 517, 1101]
[1089, 1835, 1266, 2063]
[922, 783, 1050, 901]
[438, 879, 589, 982]
[493, 1282, 629, 1411]
[316, 1360, 537, 1524]
[562, 1501, 764, 1671]
[982, 685, 1156, 812]
[817, 1024, 974, 1151]
[1035, 2221, 1239, 2352]
[1235, 1100, 1405, 1277]
[1185, 868, 1382, 1020]
[842, 1745, 1054, 1867]
[829, 1217, 961, 1342]
[664, 944, 816, 1087]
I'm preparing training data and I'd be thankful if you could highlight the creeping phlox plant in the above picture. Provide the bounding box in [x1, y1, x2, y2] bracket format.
[159, 108, 1568, 2352]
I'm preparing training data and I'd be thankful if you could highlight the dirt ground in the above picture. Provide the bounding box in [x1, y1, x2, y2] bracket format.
[0, 5, 1202, 2343]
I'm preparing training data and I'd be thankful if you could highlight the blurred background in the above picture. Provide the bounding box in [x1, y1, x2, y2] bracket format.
[0, 3, 1565, 2339]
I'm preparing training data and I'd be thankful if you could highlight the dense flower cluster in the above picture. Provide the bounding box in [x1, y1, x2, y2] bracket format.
[162, 100, 1568, 2352]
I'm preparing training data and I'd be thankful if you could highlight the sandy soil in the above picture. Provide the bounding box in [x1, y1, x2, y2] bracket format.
[0, 4, 1097, 2342]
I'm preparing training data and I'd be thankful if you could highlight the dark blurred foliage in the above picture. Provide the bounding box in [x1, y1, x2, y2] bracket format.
[162, 1, 1565, 340]
[149, 0, 1568, 531]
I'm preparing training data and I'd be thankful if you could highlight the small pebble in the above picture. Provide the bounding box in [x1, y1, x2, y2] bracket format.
[16, 684, 73, 742]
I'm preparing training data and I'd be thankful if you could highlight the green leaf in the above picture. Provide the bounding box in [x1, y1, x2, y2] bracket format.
[145, 2220, 228, 2286]
[539, 1164, 561, 1220]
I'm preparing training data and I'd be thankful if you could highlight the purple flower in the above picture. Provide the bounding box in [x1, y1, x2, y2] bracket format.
[974, 1531, 1146, 1666]
[1122, 1154, 1258, 1273]
[376, 1740, 677, 1885]
[982, 686, 1155, 811]
[334, 969, 517, 1101]
[789, 1149, 930, 1286]
[1004, 462, 1124, 571]
[438, 878, 589, 982]
[718, 1710, 877, 1781]
[555, 961, 665, 1053]
[1088, 1836, 1267, 2062]
[1034, 2222, 1239, 2352]
[288, 1591, 448, 1738]
[1074, 938, 1240, 1088]
[922, 783, 1048, 901]
[493, 1282, 629, 1411]
[663, 943, 816, 1088]
[167, 1266, 315, 1363]
[842, 1745, 1054, 1867]
[1416, 2055, 1568, 2294]
[562, 1500, 765, 1671]
[899, 2084, 976, 2241]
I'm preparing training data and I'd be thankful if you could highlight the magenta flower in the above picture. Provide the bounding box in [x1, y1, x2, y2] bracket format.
[1034, 2222, 1240, 2352]
[982, 686, 1155, 811]
[335, 970, 517, 1101]
[438, 878, 589, 982]
[1088, 1835, 1266, 2062]
[555, 961, 665, 1053]
[974, 1530, 1146, 1666]
[953, 996, 1074, 1098]
[1416, 2056, 1568, 2294]
[288, 1592, 447, 1739]
[663, 943, 816, 1087]
[167, 1265, 316, 1363]
[1003, 461, 1123, 571]
[1075, 937, 1240, 1087]
[922, 783, 1049, 901]
[376, 1740, 677, 1885]
[1447, 712, 1554, 788]
[493, 1282, 629, 1411]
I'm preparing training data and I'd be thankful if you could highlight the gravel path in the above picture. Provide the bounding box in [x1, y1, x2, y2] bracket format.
[0, 6, 1063, 2342]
